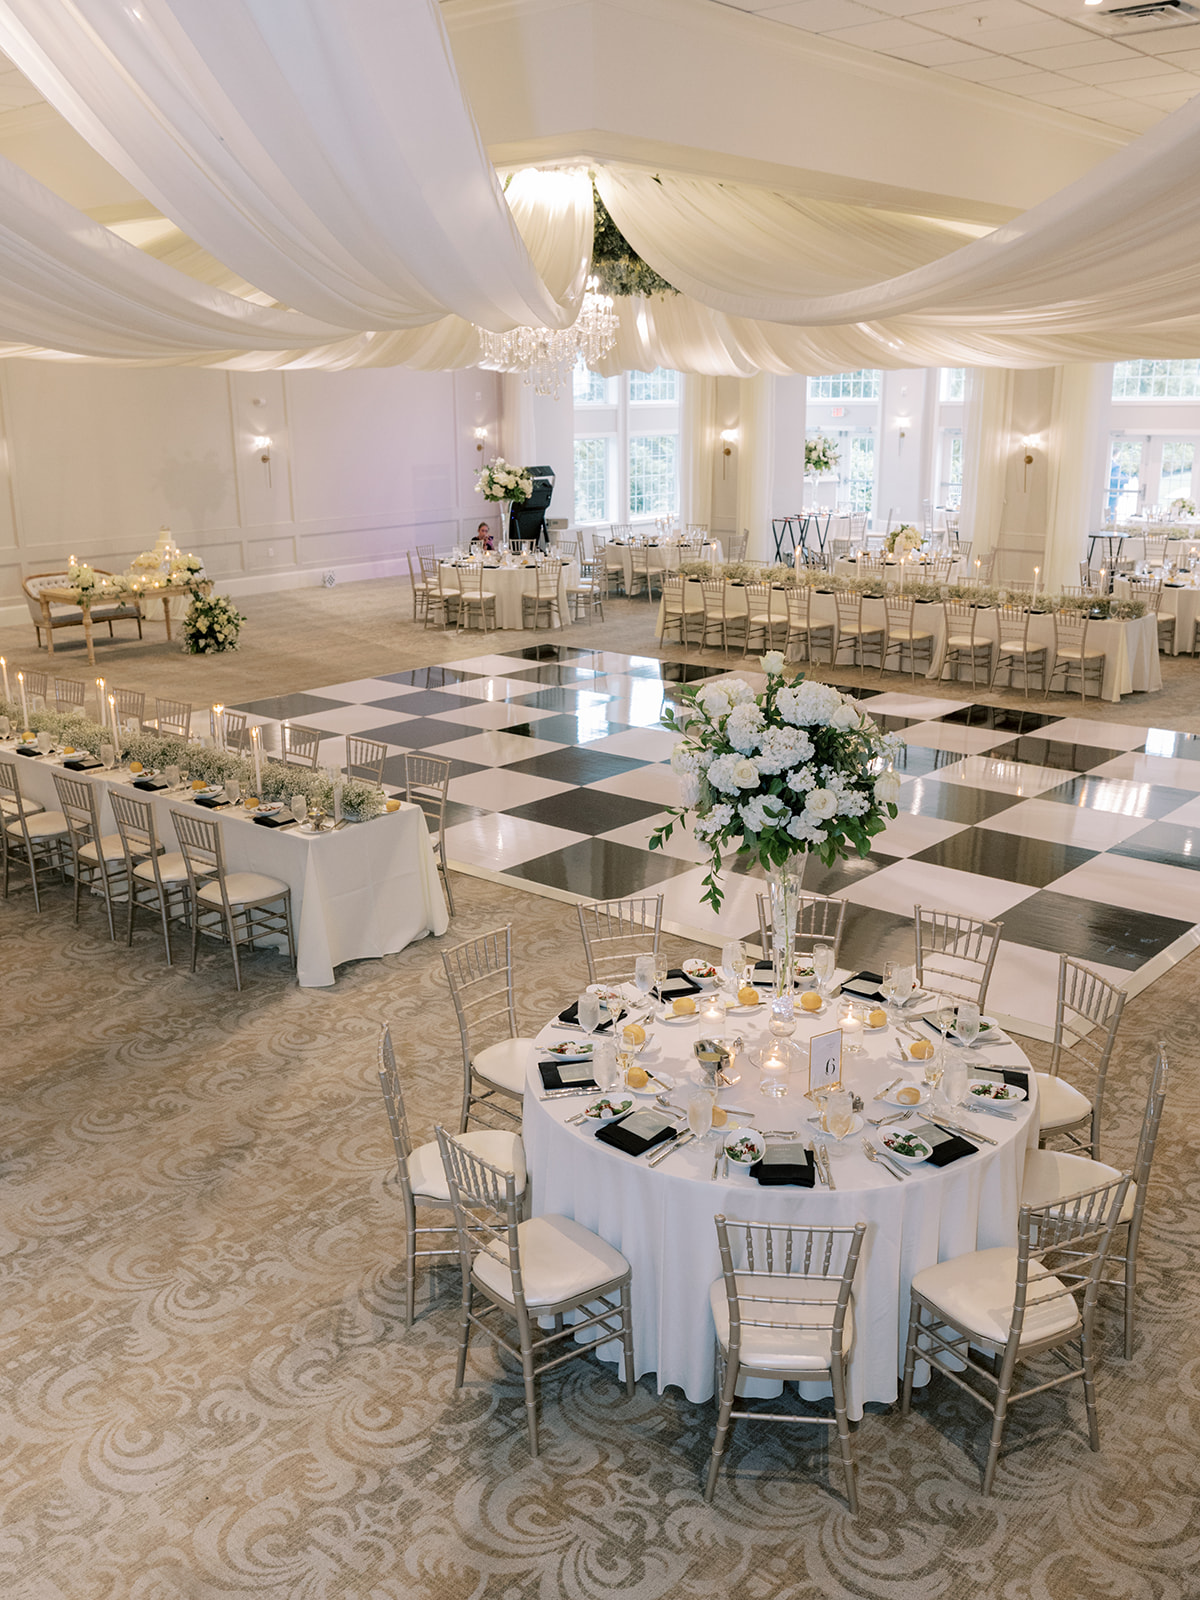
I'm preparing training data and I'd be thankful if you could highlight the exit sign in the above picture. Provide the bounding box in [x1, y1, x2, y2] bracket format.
[831, 407, 845, 417]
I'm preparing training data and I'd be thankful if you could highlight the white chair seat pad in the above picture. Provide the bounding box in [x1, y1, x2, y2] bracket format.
[134, 851, 189, 884]
[0, 795, 42, 816]
[197, 871, 289, 906]
[408, 1130, 527, 1202]
[911, 1245, 1079, 1347]
[1035, 1072, 1093, 1130]
[474, 1213, 630, 1308]
[889, 627, 934, 642]
[1021, 1149, 1134, 1224]
[709, 1275, 854, 1372]
[473, 1037, 535, 1096]
[946, 635, 989, 649]
[78, 832, 125, 863]
[1056, 647, 1105, 660]
[8, 809, 68, 838]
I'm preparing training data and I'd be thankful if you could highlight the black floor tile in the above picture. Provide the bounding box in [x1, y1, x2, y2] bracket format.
[512, 687, 618, 714]
[379, 666, 483, 687]
[987, 737, 1126, 773]
[896, 779, 1022, 824]
[836, 904, 923, 976]
[502, 787, 662, 836]
[381, 752, 484, 787]
[996, 890, 1193, 970]
[938, 705, 1059, 733]
[366, 689, 480, 717]
[1143, 729, 1200, 761]
[503, 838, 696, 897]
[658, 662, 727, 684]
[1039, 775, 1197, 819]
[910, 829, 1096, 888]
[728, 850, 899, 897]
[841, 686, 884, 701]
[866, 714, 919, 735]
[501, 663, 606, 686]
[891, 744, 965, 779]
[233, 693, 348, 720]
[359, 717, 480, 749]
[502, 645, 594, 663]
[503, 747, 649, 786]
[1110, 821, 1200, 873]
[529, 712, 630, 745]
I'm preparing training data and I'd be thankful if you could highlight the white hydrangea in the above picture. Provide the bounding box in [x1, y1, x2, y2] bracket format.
[805, 787, 838, 821]
[755, 725, 815, 775]
[706, 753, 743, 795]
[725, 679, 758, 706]
[679, 773, 702, 807]
[740, 793, 788, 833]
[787, 813, 827, 845]
[785, 764, 818, 795]
[671, 743, 702, 775]
[775, 679, 842, 727]
[726, 702, 765, 754]
[694, 802, 735, 839]
[837, 788, 870, 818]
[732, 758, 760, 788]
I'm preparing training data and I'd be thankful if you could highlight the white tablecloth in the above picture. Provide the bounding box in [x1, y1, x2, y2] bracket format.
[524, 998, 1038, 1419]
[1114, 577, 1199, 655]
[604, 541, 723, 593]
[6, 752, 448, 985]
[830, 557, 963, 584]
[439, 559, 578, 630]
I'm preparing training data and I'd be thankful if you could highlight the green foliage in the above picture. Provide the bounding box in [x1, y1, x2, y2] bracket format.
[590, 186, 677, 298]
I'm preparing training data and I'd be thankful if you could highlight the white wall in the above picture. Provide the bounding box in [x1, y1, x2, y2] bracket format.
[0, 362, 501, 622]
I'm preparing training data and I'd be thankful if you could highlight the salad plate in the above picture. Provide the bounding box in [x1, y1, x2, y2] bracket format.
[584, 1097, 633, 1123]
[880, 1129, 933, 1164]
[723, 1130, 767, 1167]
[968, 1078, 1026, 1103]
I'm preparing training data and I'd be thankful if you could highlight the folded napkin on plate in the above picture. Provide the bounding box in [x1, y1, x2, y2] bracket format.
[252, 813, 296, 828]
[63, 756, 102, 771]
[657, 968, 701, 1001]
[751, 1146, 815, 1187]
[556, 1000, 614, 1033]
[132, 776, 169, 790]
[907, 1121, 977, 1167]
[15, 746, 42, 757]
[840, 969, 886, 1002]
[594, 1111, 675, 1158]
[538, 1060, 597, 1092]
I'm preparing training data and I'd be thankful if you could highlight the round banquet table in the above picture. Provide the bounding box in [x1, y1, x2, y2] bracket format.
[523, 992, 1040, 1419]
[438, 558, 578, 630]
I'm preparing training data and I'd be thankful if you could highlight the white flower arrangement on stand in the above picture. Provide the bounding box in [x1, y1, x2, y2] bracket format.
[1169, 497, 1196, 518]
[886, 524, 924, 556]
[476, 456, 534, 546]
[804, 436, 840, 477]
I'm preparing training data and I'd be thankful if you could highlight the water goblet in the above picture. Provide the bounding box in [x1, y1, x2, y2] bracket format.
[100, 742, 115, 770]
[634, 953, 655, 1007]
[956, 1000, 980, 1051]
[824, 1084, 855, 1142]
[720, 940, 744, 998]
[290, 794, 307, 824]
[0, 716, 9, 739]
[942, 1056, 969, 1111]
[812, 942, 835, 999]
[164, 765, 180, 790]
[686, 1087, 714, 1139]
[577, 991, 602, 1040]
[593, 1040, 619, 1095]
[36, 730, 51, 754]
[225, 778, 240, 805]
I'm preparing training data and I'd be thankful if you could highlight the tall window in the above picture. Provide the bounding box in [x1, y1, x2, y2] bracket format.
[939, 368, 966, 402]
[1106, 438, 1143, 519]
[938, 431, 963, 508]
[574, 438, 609, 522]
[572, 359, 681, 523]
[1160, 440, 1194, 503]
[1113, 360, 1200, 400]
[847, 437, 875, 514]
[807, 369, 881, 402]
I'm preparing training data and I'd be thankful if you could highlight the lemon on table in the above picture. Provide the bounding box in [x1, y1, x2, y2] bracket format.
[63, 746, 75, 755]
[737, 985, 759, 1007]
[800, 991, 823, 1012]
[191, 779, 206, 791]
[671, 996, 697, 1016]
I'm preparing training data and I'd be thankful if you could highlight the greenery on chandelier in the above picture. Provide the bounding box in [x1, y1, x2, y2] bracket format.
[0, 700, 385, 821]
[590, 185, 678, 299]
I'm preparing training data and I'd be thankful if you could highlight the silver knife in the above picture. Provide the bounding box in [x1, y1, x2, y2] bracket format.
[967, 1099, 1018, 1121]
[930, 1117, 995, 1148]
[811, 1143, 828, 1187]
[647, 1131, 694, 1166]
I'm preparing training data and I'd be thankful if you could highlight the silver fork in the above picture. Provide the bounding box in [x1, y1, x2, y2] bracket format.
[862, 1139, 906, 1180]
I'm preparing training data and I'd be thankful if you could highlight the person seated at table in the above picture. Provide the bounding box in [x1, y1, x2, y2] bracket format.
[472, 521, 495, 554]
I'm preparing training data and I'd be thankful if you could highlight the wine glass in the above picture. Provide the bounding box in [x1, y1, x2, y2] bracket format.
[812, 942, 835, 999]
[634, 954, 655, 1010]
[577, 991, 602, 1040]
[956, 1000, 980, 1051]
[824, 1085, 855, 1142]
[882, 961, 899, 1018]
[936, 993, 957, 1059]
[654, 954, 669, 1005]
[226, 778, 240, 805]
[721, 940, 744, 997]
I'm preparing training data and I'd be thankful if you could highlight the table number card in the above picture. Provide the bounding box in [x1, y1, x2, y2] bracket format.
[808, 1029, 843, 1094]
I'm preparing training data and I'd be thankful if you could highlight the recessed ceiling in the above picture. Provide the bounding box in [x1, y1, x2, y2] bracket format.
[717, 0, 1200, 130]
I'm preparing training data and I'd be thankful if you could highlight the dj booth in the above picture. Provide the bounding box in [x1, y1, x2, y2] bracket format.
[509, 465, 555, 548]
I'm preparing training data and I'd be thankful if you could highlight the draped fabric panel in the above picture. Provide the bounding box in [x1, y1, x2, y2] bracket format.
[0, 0, 583, 334]
[1044, 364, 1110, 592]
[959, 368, 1014, 563]
[680, 374, 716, 533]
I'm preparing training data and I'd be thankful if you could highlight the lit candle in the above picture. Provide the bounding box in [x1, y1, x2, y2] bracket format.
[107, 694, 120, 751]
[1033, 566, 1039, 600]
[68, 554, 76, 569]
[974, 558, 980, 586]
[212, 703, 224, 749]
[701, 992, 727, 1039]
[0, 657, 8, 703]
[333, 774, 343, 824]
[250, 725, 263, 795]
[18, 670, 29, 729]
[95, 677, 105, 723]
[1100, 567, 1107, 594]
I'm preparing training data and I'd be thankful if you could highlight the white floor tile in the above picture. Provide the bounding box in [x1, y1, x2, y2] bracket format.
[1047, 853, 1200, 923]
[1158, 795, 1200, 827]
[444, 813, 588, 870]
[584, 727, 679, 761]
[655, 865, 766, 942]
[301, 704, 410, 735]
[447, 768, 573, 811]
[597, 810, 712, 863]
[900, 720, 1013, 755]
[1037, 716, 1148, 751]
[425, 731, 565, 768]
[439, 675, 545, 702]
[975, 798, 1150, 851]
[586, 764, 684, 805]
[985, 941, 1129, 1036]
[1087, 752, 1200, 793]
[422, 700, 559, 730]
[863, 693, 971, 718]
[311, 678, 407, 703]
[875, 811, 969, 858]
[837, 859, 1036, 923]
[439, 653, 536, 676]
[920, 755, 1075, 798]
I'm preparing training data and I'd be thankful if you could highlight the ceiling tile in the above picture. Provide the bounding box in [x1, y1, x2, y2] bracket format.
[878, 34, 992, 62]
[988, 67, 1081, 94]
[1157, 47, 1200, 71]
[1065, 55, 1181, 83]
[1013, 38, 1140, 69]
[946, 20, 1093, 51]
[1095, 102, 1167, 131]
[1127, 69, 1200, 92]
[1138, 86, 1200, 108]
[939, 53, 1048, 79]
[824, 17, 948, 47]
[1023, 84, 1129, 110]
[1124, 27, 1200, 56]
[758, 0, 886, 27]
[907, 0, 1047, 32]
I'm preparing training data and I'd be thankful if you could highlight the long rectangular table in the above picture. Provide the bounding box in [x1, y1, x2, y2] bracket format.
[6, 749, 448, 985]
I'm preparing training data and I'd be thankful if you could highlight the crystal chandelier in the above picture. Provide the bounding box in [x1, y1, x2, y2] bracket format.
[477, 276, 618, 398]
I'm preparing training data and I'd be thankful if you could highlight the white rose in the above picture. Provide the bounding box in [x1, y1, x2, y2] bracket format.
[760, 651, 785, 676]
[733, 758, 760, 788]
[697, 682, 731, 718]
[875, 771, 902, 806]
[830, 702, 859, 732]
[805, 787, 837, 821]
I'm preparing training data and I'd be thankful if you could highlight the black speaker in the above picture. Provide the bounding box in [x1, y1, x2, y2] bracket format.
[510, 465, 555, 547]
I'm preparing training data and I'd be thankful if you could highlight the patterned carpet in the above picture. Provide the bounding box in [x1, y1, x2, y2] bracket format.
[1, 856, 1197, 1600]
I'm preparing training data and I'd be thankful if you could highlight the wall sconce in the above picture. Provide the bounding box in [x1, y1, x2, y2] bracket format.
[1022, 434, 1040, 492]
[474, 427, 487, 454]
[895, 414, 911, 452]
[720, 429, 738, 479]
[253, 435, 272, 487]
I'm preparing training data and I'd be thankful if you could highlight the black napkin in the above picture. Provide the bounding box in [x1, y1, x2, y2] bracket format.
[15, 746, 41, 757]
[63, 756, 102, 771]
[751, 1146, 815, 1187]
[594, 1109, 676, 1157]
[903, 1120, 978, 1167]
[970, 1065, 1029, 1092]
[556, 1000, 614, 1033]
[193, 794, 229, 809]
[252, 813, 296, 828]
[840, 969, 886, 1002]
[132, 776, 169, 790]
[538, 1060, 598, 1092]
[658, 968, 702, 1001]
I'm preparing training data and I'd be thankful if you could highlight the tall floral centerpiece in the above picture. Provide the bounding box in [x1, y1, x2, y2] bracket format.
[804, 436, 840, 477]
[476, 457, 534, 546]
[651, 655, 901, 1019]
[886, 524, 923, 556]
